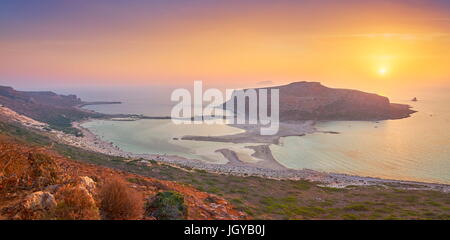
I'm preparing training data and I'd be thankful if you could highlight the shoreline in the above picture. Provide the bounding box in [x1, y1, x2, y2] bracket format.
[182, 121, 316, 144]
[62, 118, 450, 192]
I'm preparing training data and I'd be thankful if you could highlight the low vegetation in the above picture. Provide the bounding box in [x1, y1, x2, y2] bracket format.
[0, 145, 62, 192]
[52, 185, 101, 220]
[1, 119, 449, 220]
[145, 191, 188, 220]
[0, 127, 242, 220]
[99, 178, 143, 220]
[51, 141, 450, 219]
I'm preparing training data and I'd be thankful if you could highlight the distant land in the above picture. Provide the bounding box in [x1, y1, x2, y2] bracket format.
[225, 81, 416, 121]
[0, 84, 449, 220]
[0, 86, 168, 135]
[0, 82, 416, 136]
[0, 86, 108, 135]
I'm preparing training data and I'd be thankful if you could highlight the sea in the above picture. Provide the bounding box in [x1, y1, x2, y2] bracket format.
[58, 85, 450, 184]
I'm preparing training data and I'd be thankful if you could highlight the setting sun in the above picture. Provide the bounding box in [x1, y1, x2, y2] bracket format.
[0, 0, 449, 223]
[378, 67, 388, 76]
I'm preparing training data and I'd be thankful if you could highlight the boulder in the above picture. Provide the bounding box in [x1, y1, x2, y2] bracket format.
[22, 191, 56, 211]
[78, 176, 96, 195]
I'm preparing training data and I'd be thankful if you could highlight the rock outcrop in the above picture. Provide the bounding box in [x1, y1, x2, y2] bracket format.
[225, 81, 416, 121]
[22, 191, 57, 211]
[77, 176, 97, 196]
[0, 140, 246, 220]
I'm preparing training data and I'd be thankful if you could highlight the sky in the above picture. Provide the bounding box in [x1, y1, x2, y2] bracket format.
[1, 0, 450, 94]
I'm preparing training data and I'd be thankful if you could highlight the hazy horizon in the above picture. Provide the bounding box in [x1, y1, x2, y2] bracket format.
[4, 81, 449, 104]
[1, 0, 450, 95]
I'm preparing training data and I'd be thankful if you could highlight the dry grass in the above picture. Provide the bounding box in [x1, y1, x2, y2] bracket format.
[52, 185, 100, 220]
[0, 147, 62, 192]
[99, 178, 143, 220]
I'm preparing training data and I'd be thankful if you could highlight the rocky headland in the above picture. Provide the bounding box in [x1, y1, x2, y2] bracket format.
[224, 81, 416, 121]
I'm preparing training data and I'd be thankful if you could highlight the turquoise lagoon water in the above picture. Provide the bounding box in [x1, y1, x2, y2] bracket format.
[82, 119, 262, 164]
[78, 88, 450, 184]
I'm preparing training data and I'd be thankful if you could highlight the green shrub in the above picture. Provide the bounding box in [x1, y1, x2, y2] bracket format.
[145, 191, 187, 220]
[344, 204, 369, 211]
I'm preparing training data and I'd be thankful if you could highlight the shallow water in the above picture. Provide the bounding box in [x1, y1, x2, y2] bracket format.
[79, 88, 450, 184]
[270, 97, 450, 184]
[82, 119, 262, 164]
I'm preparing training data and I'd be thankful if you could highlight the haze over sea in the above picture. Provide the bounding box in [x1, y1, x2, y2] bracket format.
[60, 86, 450, 184]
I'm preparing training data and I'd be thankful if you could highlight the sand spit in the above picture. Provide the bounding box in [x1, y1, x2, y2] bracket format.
[182, 121, 316, 144]
[3, 101, 445, 193]
[58, 119, 449, 193]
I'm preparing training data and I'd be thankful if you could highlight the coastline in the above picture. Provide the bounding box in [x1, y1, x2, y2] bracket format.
[182, 121, 316, 144]
[64, 118, 450, 192]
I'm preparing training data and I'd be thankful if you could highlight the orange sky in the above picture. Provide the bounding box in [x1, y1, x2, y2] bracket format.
[1, 0, 449, 94]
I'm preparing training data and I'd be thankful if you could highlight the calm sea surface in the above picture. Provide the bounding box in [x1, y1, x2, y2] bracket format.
[73, 87, 450, 184]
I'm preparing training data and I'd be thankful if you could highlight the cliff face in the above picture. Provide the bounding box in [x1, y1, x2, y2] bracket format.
[227, 82, 416, 121]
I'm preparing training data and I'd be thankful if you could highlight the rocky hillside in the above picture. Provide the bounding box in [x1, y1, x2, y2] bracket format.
[0, 86, 108, 135]
[226, 81, 416, 121]
[0, 86, 82, 106]
[0, 140, 245, 220]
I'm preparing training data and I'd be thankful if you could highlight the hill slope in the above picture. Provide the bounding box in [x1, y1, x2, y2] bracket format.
[226, 82, 416, 121]
[0, 86, 108, 135]
[0, 139, 245, 220]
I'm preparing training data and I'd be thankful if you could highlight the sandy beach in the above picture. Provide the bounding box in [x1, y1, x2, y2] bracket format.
[8, 101, 443, 192]
[182, 121, 316, 144]
[50, 118, 450, 192]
